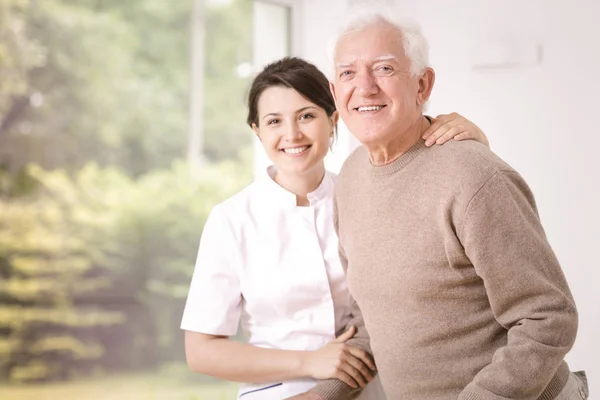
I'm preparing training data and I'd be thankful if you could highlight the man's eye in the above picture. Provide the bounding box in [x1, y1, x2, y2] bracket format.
[340, 70, 353, 78]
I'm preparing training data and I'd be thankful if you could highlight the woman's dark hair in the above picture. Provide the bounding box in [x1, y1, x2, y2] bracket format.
[246, 57, 336, 128]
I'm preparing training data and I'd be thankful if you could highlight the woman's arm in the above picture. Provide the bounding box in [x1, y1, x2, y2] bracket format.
[183, 208, 373, 389]
[422, 112, 490, 147]
[185, 327, 375, 388]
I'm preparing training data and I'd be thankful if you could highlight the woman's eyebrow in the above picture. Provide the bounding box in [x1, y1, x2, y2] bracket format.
[294, 106, 318, 114]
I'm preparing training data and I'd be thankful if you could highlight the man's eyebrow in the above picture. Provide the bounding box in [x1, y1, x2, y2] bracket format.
[374, 54, 398, 63]
[336, 62, 353, 69]
[336, 55, 398, 69]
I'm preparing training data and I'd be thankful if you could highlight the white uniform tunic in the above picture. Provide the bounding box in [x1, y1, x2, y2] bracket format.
[181, 167, 384, 399]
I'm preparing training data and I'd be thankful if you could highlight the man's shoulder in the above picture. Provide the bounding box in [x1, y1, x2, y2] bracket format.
[429, 139, 516, 179]
[413, 140, 531, 206]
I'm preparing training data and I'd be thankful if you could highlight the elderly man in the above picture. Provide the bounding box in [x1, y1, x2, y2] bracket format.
[289, 6, 588, 400]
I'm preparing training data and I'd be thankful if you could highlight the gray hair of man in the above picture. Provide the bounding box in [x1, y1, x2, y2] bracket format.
[327, 2, 431, 79]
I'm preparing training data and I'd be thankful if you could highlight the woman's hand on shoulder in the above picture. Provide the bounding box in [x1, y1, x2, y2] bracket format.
[422, 112, 490, 148]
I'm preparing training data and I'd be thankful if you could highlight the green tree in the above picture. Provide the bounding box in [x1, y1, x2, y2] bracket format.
[0, 0, 254, 175]
[0, 157, 252, 382]
[0, 0, 257, 383]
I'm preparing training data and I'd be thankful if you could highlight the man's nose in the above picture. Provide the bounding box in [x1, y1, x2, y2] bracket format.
[355, 71, 379, 96]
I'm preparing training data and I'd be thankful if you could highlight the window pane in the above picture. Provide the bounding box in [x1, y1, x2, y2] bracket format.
[0, 0, 260, 398]
[252, 0, 291, 177]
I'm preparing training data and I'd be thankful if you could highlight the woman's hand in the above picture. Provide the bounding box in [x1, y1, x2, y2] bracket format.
[423, 112, 490, 147]
[300, 326, 376, 389]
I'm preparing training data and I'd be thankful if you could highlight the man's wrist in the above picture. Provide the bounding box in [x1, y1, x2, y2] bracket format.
[285, 390, 325, 400]
[307, 390, 325, 400]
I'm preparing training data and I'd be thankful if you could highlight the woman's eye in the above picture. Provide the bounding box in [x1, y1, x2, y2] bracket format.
[267, 118, 280, 125]
[300, 113, 314, 121]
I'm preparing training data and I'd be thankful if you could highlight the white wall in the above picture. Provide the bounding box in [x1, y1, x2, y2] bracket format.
[294, 0, 354, 173]
[298, 0, 600, 391]
[252, 0, 352, 174]
[252, 1, 294, 178]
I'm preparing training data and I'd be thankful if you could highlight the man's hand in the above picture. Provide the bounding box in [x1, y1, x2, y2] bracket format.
[285, 390, 326, 400]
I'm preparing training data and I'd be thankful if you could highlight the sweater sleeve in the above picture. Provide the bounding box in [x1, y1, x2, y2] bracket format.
[457, 170, 578, 400]
[309, 194, 374, 400]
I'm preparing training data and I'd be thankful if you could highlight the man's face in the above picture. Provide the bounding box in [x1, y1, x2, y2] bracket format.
[331, 22, 429, 146]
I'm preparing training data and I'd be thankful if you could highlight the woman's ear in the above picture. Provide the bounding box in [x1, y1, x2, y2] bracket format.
[252, 123, 261, 141]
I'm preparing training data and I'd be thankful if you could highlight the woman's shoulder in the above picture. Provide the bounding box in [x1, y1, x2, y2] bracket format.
[211, 180, 260, 218]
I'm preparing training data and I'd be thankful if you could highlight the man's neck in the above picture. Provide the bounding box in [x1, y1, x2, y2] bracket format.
[367, 115, 431, 166]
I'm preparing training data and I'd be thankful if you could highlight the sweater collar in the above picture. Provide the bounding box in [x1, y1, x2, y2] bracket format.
[367, 139, 429, 177]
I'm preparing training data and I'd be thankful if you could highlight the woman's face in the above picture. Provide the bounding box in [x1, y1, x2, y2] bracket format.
[252, 86, 337, 179]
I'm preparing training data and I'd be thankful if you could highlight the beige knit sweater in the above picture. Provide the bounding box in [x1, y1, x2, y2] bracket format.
[313, 138, 578, 400]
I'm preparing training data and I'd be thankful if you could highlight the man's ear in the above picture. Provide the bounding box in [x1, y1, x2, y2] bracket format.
[329, 81, 338, 103]
[416, 67, 435, 106]
[330, 110, 339, 126]
[252, 123, 261, 141]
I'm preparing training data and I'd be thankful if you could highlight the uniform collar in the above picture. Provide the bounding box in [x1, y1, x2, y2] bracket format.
[259, 166, 334, 207]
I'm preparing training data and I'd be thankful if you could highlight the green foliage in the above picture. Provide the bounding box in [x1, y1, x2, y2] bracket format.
[0, 0, 254, 174]
[0, 0, 38, 108]
[0, 0, 257, 384]
[0, 369, 240, 399]
[203, 0, 254, 162]
[0, 160, 252, 382]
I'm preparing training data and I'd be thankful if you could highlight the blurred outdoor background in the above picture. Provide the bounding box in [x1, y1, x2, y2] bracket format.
[1, 0, 599, 399]
[0, 0, 268, 398]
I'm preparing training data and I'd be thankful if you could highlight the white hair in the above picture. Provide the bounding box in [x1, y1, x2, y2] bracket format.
[327, 1, 430, 78]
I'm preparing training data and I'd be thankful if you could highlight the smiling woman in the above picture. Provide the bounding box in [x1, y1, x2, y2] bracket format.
[247, 59, 339, 205]
[180, 57, 384, 400]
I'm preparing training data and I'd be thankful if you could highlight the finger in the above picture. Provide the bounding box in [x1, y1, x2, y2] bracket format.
[344, 354, 374, 382]
[453, 132, 470, 141]
[425, 124, 452, 146]
[334, 326, 356, 343]
[334, 369, 360, 389]
[435, 126, 464, 145]
[437, 112, 461, 121]
[422, 118, 444, 140]
[339, 363, 367, 388]
[347, 347, 376, 370]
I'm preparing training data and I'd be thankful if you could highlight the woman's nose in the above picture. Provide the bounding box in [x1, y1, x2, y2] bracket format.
[284, 121, 303, 140]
